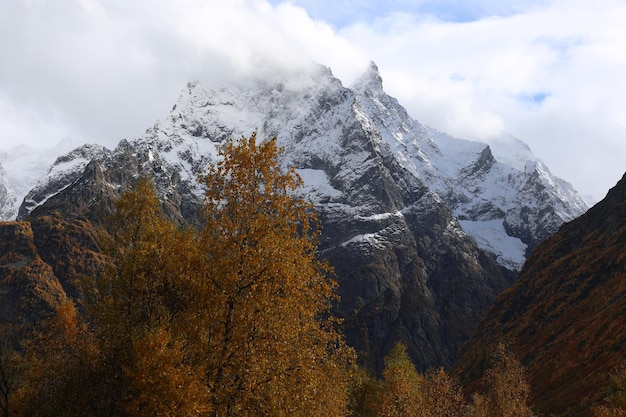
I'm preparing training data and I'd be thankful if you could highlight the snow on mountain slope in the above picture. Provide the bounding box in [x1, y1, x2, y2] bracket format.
[141, 62, 587, 268]
[15, 62, 587, 270]
[0, 162, 15, 220]
[17, 144, 112, 219]
[132, 68, 343, 186]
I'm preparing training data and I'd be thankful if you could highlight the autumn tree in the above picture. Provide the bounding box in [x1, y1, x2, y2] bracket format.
[90, 177, 209, 416]
[363, 342, 534, 417]
[19, 178, 208, 416]
[17, 300, 100, 416]
[423, 368, 467, 417]
[467, 392, 490, 417]
[347, 366, 378, 417]
[16, 134, 353, 416]
[196, 133, 353, 416]
[481, 342, 535, 417]
[593, 364, 626, 417]
[607, 364, 626, 411]
[368, 344, 469, 417]
[373, 343, 425, 417]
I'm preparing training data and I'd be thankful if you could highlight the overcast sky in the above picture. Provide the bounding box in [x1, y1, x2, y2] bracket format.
[1, 0, 624, 203]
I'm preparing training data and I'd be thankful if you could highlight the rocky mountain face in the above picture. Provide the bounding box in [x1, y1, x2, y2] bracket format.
[349, 65, 587, 269]
[1, 63, 587, 372]
[455, 172, 626, 416]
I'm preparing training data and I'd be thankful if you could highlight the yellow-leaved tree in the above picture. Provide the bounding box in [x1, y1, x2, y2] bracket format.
[18, 300, 100, 416]
[92, 177, 209, 416]
[196, 133, 353, 416]
[19, 178, 209, 416]
[480, 342, 535, 417]
[371, 344, 467, 417]
[423, 368, 468, 417]
[593, 364, 626, 417]
[374, 343, 425, 417]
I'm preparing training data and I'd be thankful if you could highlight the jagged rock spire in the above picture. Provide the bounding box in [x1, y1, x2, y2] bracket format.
[351, 61, 384, 93]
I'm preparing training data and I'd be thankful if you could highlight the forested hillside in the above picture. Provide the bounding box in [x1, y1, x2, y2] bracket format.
[455, 173, 626, 416]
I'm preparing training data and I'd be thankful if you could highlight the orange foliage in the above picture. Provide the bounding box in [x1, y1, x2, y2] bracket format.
[373, 344, 425, 417]
[197, 134, 353, 416]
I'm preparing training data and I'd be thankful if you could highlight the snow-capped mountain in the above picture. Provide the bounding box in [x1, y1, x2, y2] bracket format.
[6, 62, 587, 371]
[18, 63, 587, 270]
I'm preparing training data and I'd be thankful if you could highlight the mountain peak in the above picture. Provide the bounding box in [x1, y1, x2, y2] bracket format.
[351, 61, 384, 93]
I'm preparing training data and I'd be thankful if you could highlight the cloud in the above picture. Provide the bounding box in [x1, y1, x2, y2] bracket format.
[1, 0, 183, 148]
[0, 0, 367, 150]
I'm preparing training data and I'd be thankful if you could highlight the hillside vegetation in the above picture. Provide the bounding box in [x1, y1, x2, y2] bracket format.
[455, 173, 626, 416]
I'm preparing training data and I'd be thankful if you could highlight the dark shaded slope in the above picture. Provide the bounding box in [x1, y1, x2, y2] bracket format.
[455, 172, 626, 416]
[0, 221, 65, 326]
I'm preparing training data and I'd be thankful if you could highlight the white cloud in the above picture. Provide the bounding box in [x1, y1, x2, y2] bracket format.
[0, 94, 76, 151]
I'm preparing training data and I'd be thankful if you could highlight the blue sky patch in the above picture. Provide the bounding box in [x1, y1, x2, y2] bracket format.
[518, 91, 550, 105]
[268, 0, 550, 26]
